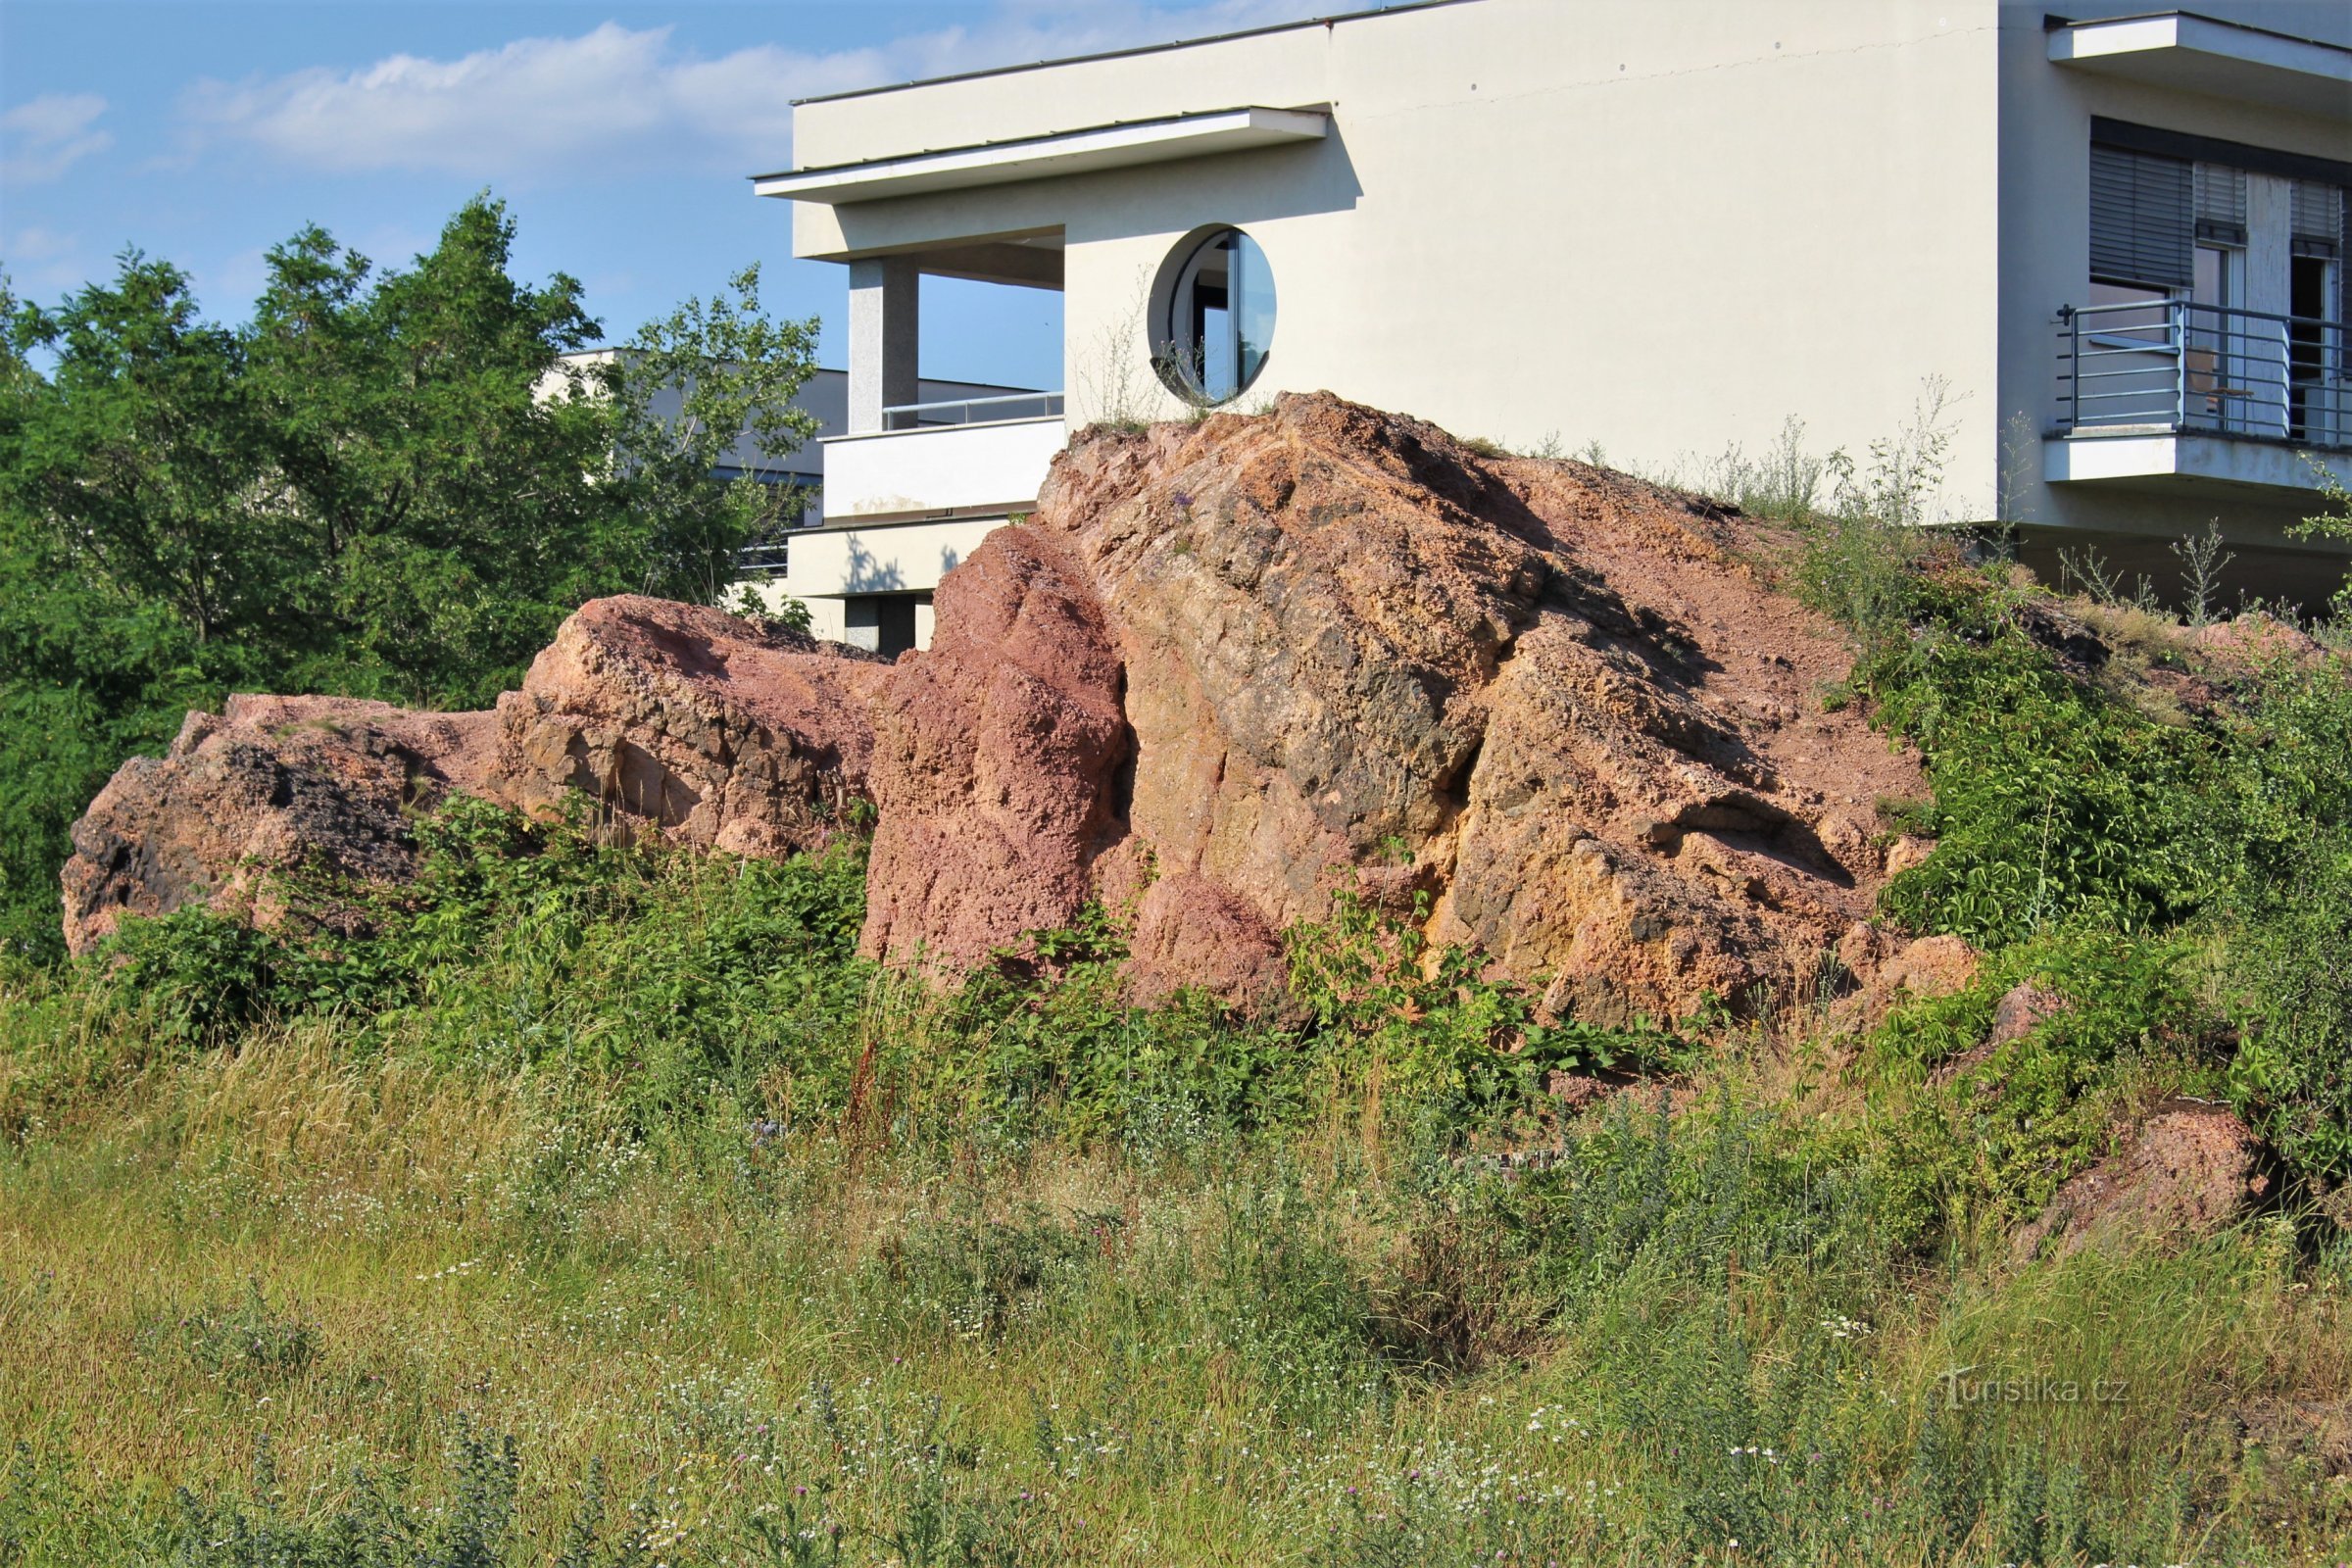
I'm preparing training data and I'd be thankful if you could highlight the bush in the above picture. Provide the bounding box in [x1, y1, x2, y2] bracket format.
[1864, 621, 2219, 948]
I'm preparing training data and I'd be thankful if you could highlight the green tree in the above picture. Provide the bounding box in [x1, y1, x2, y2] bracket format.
[0, 196, 818, 960]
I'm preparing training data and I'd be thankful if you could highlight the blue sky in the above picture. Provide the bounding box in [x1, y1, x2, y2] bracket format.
[1, 0, 1327, 389]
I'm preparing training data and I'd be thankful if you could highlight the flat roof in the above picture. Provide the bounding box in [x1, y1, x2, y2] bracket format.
[2048, 10, 2352, 120]
[2044, 9, 2352, 54]
[790, 0, 1479, 108]
[753, 107, 1329, 201]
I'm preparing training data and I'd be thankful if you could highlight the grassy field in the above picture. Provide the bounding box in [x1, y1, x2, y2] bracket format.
[5, 1010, 2349, 1564]
[2, 830, 2349, 1564]
[6, 503, 2352, 1563]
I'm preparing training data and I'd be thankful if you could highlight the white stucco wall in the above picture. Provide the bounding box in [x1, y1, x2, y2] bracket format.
[782, 516, 1001, 599]
[819, 416, 1069, 518]
[790, 0, 2008, 520]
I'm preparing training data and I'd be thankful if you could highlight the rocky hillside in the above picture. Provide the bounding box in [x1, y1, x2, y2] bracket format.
[64, 394, 1925, 1022]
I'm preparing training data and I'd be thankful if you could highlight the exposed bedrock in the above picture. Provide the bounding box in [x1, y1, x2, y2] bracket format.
[62, 597, 887, 954]
[67, 394, 1926, 1023]
[858, 393, 1927, 1021]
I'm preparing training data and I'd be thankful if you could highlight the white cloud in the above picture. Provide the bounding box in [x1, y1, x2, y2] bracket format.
[2, 93, 114, 183]
[175, 1, 1327, 184]
[0, 223, 95, 297]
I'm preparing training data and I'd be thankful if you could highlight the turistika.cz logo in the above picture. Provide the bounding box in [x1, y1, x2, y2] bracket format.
[1936, 1365, 2128, 1408]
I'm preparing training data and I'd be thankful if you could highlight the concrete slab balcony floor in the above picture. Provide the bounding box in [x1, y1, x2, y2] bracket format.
[820, 400, 1067, 521]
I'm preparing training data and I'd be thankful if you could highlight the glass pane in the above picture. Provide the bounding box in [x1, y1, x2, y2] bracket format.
[1157, 226, 1276, 405]
[2193, 246, 2224, 308]
[1233, 232, 1276, 390]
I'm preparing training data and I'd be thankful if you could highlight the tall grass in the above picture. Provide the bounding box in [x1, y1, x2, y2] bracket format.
[3, 849, 2350, 1560]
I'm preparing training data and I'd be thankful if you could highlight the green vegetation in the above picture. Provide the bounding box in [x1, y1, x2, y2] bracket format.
[0, 200, 818, 961]
[5, 366, 2352, 1557]
[1, 804, 2346, 1563]
[1815, 525, 2352, 1204]
[7, 562, 2352, 1561]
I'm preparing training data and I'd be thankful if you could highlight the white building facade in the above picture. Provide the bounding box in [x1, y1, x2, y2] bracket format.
[751, 0, 2352, 641]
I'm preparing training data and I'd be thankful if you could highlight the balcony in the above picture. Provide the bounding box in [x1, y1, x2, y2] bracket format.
[2050, 300, 2352, 494]
[881, 389, 1063, 430]
[820, 392, 1067, 520]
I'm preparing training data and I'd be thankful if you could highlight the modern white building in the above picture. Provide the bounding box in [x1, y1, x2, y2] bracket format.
[749, 0, 2352, 641]
[550, 355, 1030, 649]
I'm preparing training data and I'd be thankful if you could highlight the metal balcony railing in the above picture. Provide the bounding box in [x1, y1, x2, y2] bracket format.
[880, 390, 1065, 431]
[736, 538, 793, 578]
[2057, 300, 2351, 450]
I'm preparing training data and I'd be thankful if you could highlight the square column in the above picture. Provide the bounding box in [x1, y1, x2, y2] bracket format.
[847, 257, 920, 433]
[2244, 174, 2294, 439]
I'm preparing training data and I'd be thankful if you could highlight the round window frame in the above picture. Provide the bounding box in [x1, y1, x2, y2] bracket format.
[1149, 223, 1276, 407]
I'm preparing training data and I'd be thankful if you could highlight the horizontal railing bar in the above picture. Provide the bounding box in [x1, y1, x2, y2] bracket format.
[882, 390, 1066, 416]
[2059, 296, 2349, 451]
[2070, 300, 2344, 332]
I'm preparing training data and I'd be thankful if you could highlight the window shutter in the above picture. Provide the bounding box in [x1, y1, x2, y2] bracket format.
[2091, 143, 2191, 288]
[2289, 181, 2342, 253]
[2194, 164, 2246, 246]
[2289, 182, 2348, 323]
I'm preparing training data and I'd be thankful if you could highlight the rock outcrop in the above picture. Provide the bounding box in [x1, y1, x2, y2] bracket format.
[2013, 1102, 2268, 1263]
[861, 394, 1926, 1020]
[858, 530, 1136, 967]
[62, 598, 884, 954]
[64, 696, 505, 954]
[65, 395, 1930, 1025]
[495, 596, 890, 859]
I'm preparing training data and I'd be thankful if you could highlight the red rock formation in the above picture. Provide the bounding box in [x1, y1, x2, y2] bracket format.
[859, 530, 1134, 968]
[66, 395, 1932, 1027]
[63, 696, 503, 954]
[61, 599, 884, 955]
[859, 393, 1927, 1021]
[2013, 1102, 2267, 1263]
[496, 595, 889, 858]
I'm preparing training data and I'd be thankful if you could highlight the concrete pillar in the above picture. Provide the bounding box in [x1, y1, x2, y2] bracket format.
[2245, 175, 2294, 438]
[842, 596, 881, 654]
[847, 257, 920, 434]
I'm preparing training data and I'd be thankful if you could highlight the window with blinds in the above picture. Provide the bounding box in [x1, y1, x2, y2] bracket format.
[2194, 164, 2246, 246]
[2291, 181, 2343, 257]
[2090, 143, 2191, 289]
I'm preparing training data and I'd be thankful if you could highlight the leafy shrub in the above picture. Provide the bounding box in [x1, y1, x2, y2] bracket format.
[153, 1281, 318, 1387]
[1804, 516, 2352, 1198]
[2223, 844, 2352, 1181]
[100, 910, 282, 1047]
[1285, 885, 1687, 1132]
[1865, 623, 2219, 948]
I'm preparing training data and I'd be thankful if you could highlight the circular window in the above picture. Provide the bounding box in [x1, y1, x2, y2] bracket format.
[1152, 225, 1276, 405]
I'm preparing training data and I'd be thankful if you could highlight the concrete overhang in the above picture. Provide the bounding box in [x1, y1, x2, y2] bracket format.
[2045, 431, 2352, 495]
[2046, 12, 2352, 120]
[753, 107, 1330, 204]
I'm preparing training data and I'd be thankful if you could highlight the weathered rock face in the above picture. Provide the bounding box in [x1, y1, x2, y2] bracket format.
[61, 598, 884, 955]
[2013, 1102, 2267, 1263]
[496, 596, 890, 859]
[66, 395, 1928, 1026]
[859, 530, 1135, 968]
[63, 697, 505, 954]
[859, 394, 1927, 1021]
